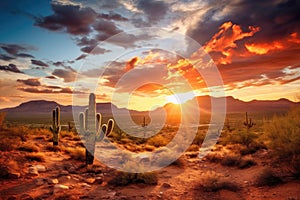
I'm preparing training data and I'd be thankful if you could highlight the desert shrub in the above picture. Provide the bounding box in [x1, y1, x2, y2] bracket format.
[0, 112, 6, 130]
[240, 141, 266, 155]
[238, 158, 256, 169]
[109, 160, 158, 186]
[264, 107, 300, 174]
[187, 144, 199, 152]
[192, 131, 205, 145]
[205, 152, 222, 163]
[25, 152, 45, 162]
[200, 171, 240, 192]
[147, 134, 169, 147]
[255, 168, 282, 186]
[110, 171, 158, 186]
[64, 147, 85, 161]
[18, 143, 40, 152]
[221, 153, 241, 167]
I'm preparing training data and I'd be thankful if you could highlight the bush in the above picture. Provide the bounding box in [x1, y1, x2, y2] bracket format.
[264, 107, 300, 173]
[0, 112, 6, 130]
[255, 168, 282, 186]
[238, 158, 256, 169]
[147, 134, 169, 147]
[200, 171, 240, 192]
[221, 153, 241, 167]
[109, 171, 158, 186]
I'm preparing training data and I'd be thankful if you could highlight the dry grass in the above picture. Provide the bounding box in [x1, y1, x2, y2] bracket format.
[200, 171, 240, 192]
[147, 134, 169, 147]
[264, 107, 300, 172]
[45, 144, 61, 152]
[17, 143, 40, 152]
[221, 153, 241, 167]
[0, 137, 19, 151]
[25, 152, 45, 162]
[255, 168, 282, 186]
[64, 147, 85, 161]
[187, 144, 199, 152]
[109, 171, 158, 186]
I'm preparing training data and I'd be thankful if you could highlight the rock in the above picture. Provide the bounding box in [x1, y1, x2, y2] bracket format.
[95, 176, 103, 184]
[48, 178, 59, 184]
[60, 170, 69, 175]
[28, 167, 39, 175]
[34, 178, 45, 186]
[162, 183, 171, 188]
[9, 172, 21, 179]
[80, 183, 91, 188]
[20, 194, 33, 200]
[53, 184, 69, 193]
[86, 178, 96, 184]
[34, 165, 46, 172]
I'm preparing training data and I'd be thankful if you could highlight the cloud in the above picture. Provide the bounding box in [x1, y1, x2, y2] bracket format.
[31, 59, 49, 67]
[98, 12, 128, 21]
[35, 2, 97, 35]
[75, 54, 87, 60]
[0, 64, 23, 73]
[0, 54, 14, 61]
[80, 45, 110, 54]
[93, 19, 122, 41]
[136, 0, 169, 24]
[0, 43, 28, 55]
[125, 57, 139, 72]
[17, 78, 41, 86]
[17, 53, 34, 58]
[52, 66, 77, 82]
[19, 87, 73, 94]
[202, 21, 260, 64]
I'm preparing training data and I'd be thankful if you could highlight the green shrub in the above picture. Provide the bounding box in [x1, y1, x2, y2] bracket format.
[264, 107, 300, 174]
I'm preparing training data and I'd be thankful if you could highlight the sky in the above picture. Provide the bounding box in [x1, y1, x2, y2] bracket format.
[0, 0, 300, 111]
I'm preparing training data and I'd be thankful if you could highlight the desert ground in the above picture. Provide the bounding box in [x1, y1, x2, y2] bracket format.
[0, 109, 300, 200]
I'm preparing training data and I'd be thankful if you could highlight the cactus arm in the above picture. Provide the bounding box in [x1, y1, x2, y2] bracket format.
[79, 112, 85, 134]
[96, 113, 101, 133]
[106, 119, 114, 136]
[85, 108, 89, 131]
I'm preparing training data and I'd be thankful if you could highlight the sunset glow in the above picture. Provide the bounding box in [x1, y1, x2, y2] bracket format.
[0, 0, 299, 110]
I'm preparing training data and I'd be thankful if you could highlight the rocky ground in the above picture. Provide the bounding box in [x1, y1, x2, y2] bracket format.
[0, 131, 300, 200]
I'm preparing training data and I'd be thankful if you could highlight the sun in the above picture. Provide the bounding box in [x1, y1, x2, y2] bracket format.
[165, 92, 195, 105]
[166, 95, 181, 104]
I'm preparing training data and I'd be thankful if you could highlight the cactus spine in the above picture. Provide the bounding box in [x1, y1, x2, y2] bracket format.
[79, 93, 114, 165]
[243, 112, 255, 129]
[50, 106, 61, 146]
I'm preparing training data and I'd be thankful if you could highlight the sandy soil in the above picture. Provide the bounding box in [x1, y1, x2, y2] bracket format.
[0, 134, 299, 200]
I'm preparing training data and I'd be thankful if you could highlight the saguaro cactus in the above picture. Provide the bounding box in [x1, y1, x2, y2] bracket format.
[243, 112, 255, 129]
[50, 106, 61, 146]
[79, 93, 114, 165]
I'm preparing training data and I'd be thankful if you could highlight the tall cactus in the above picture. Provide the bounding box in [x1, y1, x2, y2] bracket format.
[79, 93, 114, 165]
[50, 106, 61, 146]
[243, 112, 255, 129]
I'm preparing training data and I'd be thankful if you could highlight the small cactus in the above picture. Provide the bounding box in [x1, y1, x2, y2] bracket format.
[50, 106, 61, 146]
[79, 93, 114, 165]
[243, 112, 255, 129]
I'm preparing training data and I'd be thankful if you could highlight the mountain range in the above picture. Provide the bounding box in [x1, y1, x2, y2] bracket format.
[1, 96, 298, 115]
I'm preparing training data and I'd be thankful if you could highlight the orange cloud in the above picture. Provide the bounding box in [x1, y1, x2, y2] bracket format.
[125, 57, 139, 72]
[245, 32, 300, 55]
[203, 21, 260, 64]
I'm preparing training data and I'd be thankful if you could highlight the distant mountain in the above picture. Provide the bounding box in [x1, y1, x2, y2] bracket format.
[1, 96, 298, 115]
